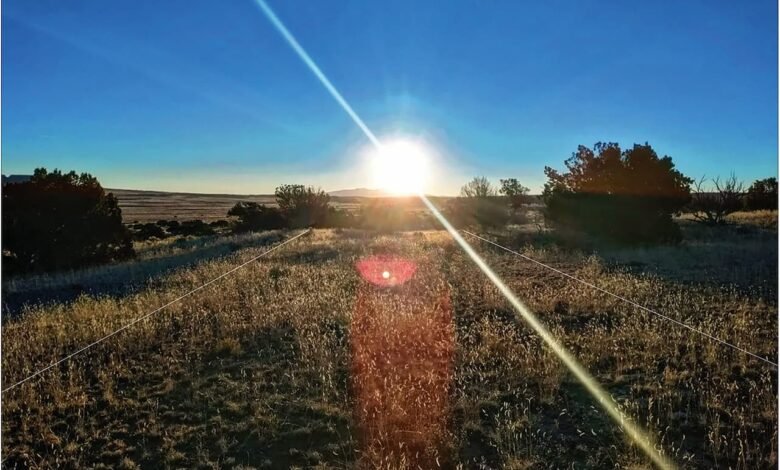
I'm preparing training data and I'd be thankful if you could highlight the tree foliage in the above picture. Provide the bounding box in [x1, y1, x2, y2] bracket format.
[744, 177, 777, 211]
[3, 168, 134, 275]
[543, 143, 692, 244]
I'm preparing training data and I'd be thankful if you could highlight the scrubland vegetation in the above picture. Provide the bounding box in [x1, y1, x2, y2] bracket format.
[2, 221, 776, 468]
[2, 150, 777, 468]
[3, 169, 133, 276]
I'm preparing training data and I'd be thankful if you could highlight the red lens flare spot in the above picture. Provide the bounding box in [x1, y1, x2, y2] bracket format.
[356, 255, 417, 286]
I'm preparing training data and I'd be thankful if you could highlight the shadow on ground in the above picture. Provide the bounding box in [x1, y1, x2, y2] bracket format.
[502, 220, 777, 298]
[2, 232, 283, 317]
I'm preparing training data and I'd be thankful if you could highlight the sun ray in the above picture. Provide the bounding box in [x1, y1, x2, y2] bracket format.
[255, 2, 675, 467]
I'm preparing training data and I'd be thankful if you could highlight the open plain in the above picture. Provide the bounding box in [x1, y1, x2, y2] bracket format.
[2, 216, 777, 468]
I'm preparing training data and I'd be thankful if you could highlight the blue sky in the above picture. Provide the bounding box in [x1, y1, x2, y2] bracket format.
[3, 0, 777, 195]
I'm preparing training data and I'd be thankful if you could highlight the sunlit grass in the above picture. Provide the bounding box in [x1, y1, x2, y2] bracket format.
[1, 229, 776, 468]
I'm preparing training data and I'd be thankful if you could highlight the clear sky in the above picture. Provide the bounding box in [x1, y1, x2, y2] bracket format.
[3, 0, 777, 195]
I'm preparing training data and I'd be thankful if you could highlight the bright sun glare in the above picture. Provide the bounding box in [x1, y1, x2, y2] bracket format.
[371, 139, 429, 195]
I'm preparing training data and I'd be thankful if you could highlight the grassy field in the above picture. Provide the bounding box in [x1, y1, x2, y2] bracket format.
[110, 189, 421, 223]
[109, 189, 279, 223]
[2, 231, 285, 317]
[1, 219, 777, 468]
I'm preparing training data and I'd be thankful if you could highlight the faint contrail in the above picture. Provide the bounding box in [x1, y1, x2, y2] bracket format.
[254, 2, 674, 468]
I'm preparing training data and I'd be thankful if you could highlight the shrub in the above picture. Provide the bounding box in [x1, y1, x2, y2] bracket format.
[357, 201, 436, 231]
[2, 168, 134, 275]
[275, 184, 331, 228]
[543, 142, 692, 244]
[460, 176, 496, 198]
[499, 178, 532, 225]
[689, 175, 744, 225]
[499, 178, 530, 211]
[452, 177, 510, 229]
[227, 202, 286, 232]
[170, 220, 215, 237]
[131, 222, 167, 241]
[444, 197, 509, 229]
[744, 177, 778, 211]
[323, 206, 358, 228]
[159, 220, 180, 230]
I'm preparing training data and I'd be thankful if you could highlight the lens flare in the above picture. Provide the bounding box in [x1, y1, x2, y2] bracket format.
[351, 274, 454, 466]
[420, 196, 674, 469]
[356, 255, 417, 287]
[256, 2, 675, 467]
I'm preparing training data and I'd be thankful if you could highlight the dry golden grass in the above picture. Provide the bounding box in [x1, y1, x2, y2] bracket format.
[1, 228, 777, 468]
[677, 210, 778, 230]
[726, 210, 778, 229]
[351, 264, 454, 467]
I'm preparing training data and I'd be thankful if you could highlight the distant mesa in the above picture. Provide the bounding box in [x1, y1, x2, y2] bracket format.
[2, 174, 32, 185]
[327, 188, 396, 198]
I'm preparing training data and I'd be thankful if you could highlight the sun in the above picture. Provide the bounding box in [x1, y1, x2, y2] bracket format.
[370, 139, 429, 195]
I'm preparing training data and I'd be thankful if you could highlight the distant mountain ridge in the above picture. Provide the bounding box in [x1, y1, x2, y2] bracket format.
[327, 188, 394, 197]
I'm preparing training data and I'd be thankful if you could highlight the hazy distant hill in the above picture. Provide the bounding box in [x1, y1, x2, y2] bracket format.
[327, 188, 393, 197]
[2, 174, 32, 185]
